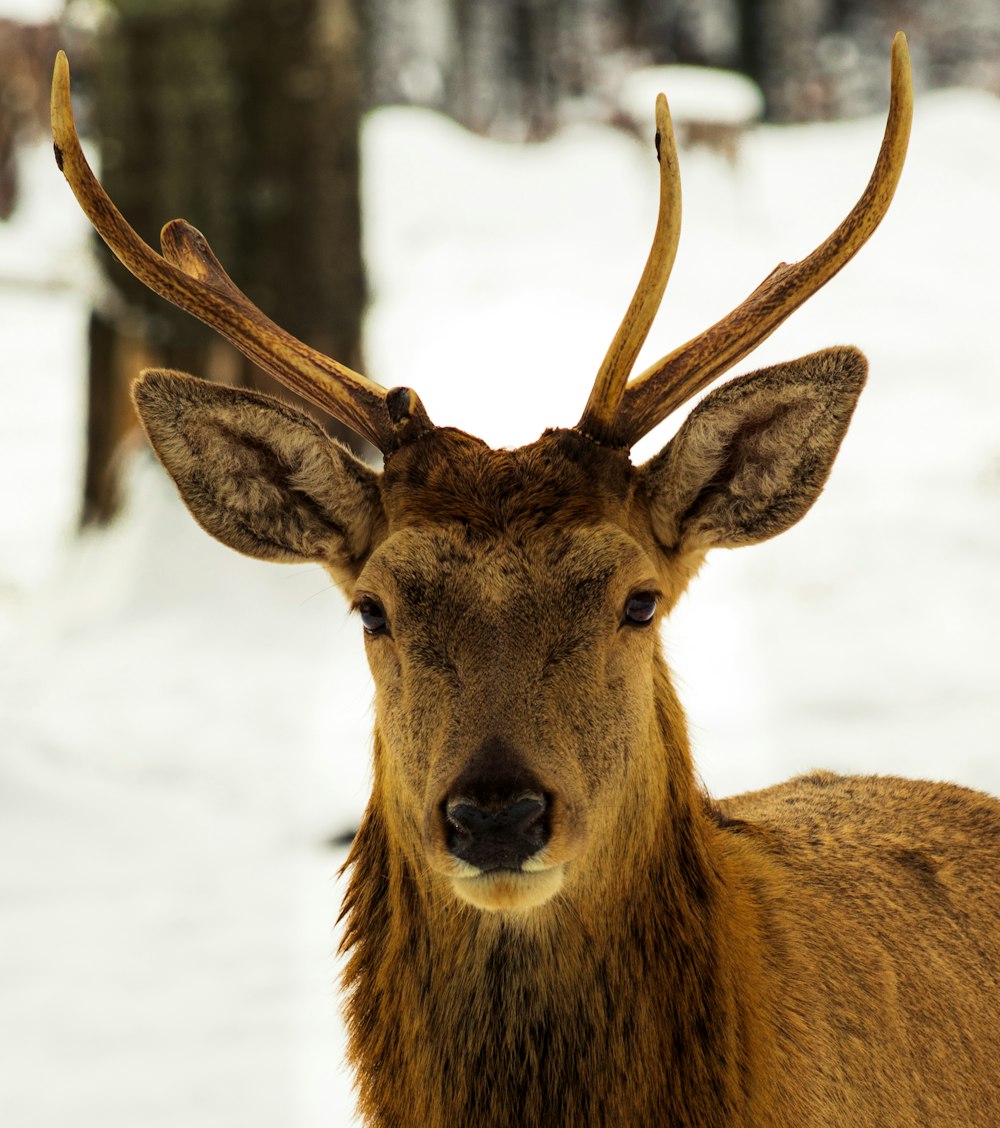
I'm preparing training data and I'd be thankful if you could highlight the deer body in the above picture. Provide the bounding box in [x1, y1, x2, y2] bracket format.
[333, 426, 1000, 1127]
[51, 34, 1000, 1127]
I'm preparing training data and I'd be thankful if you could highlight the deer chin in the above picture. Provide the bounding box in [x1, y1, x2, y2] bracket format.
[449, 864, 566, 911]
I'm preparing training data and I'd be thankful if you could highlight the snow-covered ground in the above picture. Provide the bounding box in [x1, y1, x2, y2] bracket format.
[2, 75, 999, 1126]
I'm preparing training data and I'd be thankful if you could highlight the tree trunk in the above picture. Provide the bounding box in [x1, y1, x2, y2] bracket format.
[83, 0, 366, 526]
[737, 0, 833, 121]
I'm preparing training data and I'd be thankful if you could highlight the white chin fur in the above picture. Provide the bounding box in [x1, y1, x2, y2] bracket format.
[450, 865, 565, 911]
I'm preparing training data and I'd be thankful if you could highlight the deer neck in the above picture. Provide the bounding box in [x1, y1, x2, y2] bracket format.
[340, 661, 774, 1126]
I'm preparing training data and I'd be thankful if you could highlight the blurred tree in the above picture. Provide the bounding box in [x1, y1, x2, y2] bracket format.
[84, 0, 365, 525]
[361, 0, 1000, 131]
[362, 0, 745, 137]
[737, 0, 833, 121]
[0, 20, 64, 220]
[449, 0, 562, 138]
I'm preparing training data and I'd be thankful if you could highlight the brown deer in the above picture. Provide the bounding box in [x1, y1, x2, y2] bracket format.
[52, 35, 1000, 1127]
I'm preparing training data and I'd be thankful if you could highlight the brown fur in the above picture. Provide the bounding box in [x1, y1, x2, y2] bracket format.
[132, 346, 1000, 1126]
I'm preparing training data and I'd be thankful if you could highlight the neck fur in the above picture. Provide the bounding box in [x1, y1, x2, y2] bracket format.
[340, 663, 772, 1127]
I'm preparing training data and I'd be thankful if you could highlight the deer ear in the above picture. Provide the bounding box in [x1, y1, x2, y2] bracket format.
[132, 369, 385, 588]
[638, 347, 867, 553]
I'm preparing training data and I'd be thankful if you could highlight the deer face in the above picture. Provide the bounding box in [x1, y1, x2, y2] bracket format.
[358, 428, 667, 910]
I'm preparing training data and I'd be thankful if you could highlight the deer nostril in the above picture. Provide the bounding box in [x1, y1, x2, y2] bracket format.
[445, 793, 549, 872]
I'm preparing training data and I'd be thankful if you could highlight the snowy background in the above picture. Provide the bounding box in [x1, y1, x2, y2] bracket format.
[2, 37, 999, 1128]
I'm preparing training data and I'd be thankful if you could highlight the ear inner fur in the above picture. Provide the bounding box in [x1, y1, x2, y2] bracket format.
[639, 346, 867, 553]
[132, 369, 385, 587]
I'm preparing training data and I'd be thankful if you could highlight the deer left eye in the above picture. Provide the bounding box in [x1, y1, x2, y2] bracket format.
[358, 597, 389, 637]
[623, 592, 657, 627]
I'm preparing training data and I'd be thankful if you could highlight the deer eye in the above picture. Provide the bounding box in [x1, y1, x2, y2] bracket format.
[358, 597, 389, 637]
[623, 592, 657, 627]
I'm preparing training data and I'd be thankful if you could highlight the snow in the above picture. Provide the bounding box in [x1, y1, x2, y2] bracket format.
[2, 79, 999, 1126]
[0, 0, 60, 20]
[617, 65, 765, 128]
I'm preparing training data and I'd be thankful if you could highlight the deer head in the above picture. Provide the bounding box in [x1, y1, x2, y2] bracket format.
[52, 38, 911, 914]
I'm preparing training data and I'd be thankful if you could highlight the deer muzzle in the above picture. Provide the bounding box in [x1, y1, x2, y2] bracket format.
[445, 792, 550, 872]
[426, 738, 579, 910]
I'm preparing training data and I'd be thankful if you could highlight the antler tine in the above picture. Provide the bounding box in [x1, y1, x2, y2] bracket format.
[578, 93, 681, 443]
[612, 31, 913, 448]
[51, 51, 430, 453]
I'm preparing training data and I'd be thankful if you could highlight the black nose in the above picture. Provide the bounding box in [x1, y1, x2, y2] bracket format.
[446, 792, 549, 872]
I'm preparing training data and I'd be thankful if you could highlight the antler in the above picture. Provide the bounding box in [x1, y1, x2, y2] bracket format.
[51, 51, 431, 453]
[583, 32, 912, 449]
[577, 92, 681, 443]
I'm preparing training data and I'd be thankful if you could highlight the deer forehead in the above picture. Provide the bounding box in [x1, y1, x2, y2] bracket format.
[379, 427, 636, 528]
[359, 518, 659, 629]
[370, 426, 661, 606]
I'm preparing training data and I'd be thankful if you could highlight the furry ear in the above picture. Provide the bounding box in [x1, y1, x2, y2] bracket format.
[132, 369, 385, 589]
[639, 347, 867, 553]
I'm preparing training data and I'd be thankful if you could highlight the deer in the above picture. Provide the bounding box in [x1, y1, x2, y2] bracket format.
[51, 34, 1000, 1127]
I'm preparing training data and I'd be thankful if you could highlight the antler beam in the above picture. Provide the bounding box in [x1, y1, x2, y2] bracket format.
[577, 93, 681, 443]
[591, 32, 912, 449]
[51, 51, 429, 453]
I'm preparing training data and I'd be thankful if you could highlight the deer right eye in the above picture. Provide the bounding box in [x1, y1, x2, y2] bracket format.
[623, 592, 657, 627]
[358, 598, 389, 637]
